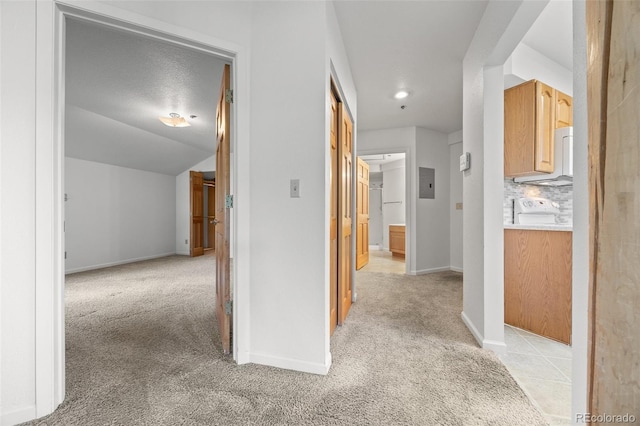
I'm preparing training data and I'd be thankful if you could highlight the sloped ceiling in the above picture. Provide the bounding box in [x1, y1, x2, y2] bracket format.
[65, 18, 229, 176]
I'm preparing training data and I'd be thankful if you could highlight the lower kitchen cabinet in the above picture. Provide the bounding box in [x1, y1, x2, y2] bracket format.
[504, 229, 572, 344]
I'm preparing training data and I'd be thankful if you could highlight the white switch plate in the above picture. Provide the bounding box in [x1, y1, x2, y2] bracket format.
[459, 152, 470, 171]
[290, 179, 300, 198]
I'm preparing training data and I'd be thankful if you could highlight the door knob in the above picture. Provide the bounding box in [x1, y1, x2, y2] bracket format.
[211, 218, 219, 225]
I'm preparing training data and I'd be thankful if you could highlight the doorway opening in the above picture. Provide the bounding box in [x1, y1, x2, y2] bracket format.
[358, 153, 406, 274]
[59, 4, 240, 405]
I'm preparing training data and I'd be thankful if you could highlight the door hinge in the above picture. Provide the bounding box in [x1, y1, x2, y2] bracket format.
[225, 89, 234, 104]
[65, 251, 67, 259]
[225, 195, 234, 209]
[225, 300, 233, 315]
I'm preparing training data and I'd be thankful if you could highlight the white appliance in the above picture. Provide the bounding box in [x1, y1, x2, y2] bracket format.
[514, 127, 573, 186]
[513, 197, 559, 224]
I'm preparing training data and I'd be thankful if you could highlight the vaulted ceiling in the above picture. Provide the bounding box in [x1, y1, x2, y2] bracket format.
[64, 1, 572, 176]
[65, 18, 228, 175]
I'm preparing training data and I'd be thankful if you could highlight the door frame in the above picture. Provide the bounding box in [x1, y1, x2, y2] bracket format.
[355, 148, 411, 275]
[36, 2, 248, 415]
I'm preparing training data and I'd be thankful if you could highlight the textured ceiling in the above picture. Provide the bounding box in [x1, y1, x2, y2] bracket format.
[65, 18, 229, 176]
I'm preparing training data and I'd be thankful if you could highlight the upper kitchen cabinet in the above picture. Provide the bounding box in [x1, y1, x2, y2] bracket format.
[504, 80, 573, 177]
[555, 90, 573, 128]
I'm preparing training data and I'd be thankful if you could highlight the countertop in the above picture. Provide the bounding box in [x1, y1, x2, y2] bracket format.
[504, 224, 572, 232]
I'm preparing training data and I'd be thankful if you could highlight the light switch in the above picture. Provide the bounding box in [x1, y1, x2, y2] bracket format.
[459, 152, 470, 171]
[290, 179, 300, 198]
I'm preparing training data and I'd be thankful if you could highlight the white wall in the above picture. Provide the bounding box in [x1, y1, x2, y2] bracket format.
[368, 172, 383, 248]
[415, 127, 450, 274]
[504, 42, 573, 95]
[358, 127, 452, 274]
[1, 1, 38, 422]
[65, 158, 176, 273]
[449, 132, 463, 272]
[381, 159, 405, 251]
[461, 0, 548, 352]
[572, 0, 589, 418]
[175, 155, 215, 255]
[248, 1, 358, 374]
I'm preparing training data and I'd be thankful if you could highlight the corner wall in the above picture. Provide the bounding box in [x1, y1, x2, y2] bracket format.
[64, 158, 176, 273]
[415, 128, 450, 274]
[448, 133, 463, 272]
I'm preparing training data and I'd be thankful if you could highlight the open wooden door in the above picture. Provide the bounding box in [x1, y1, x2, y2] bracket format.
[206, 183, 216, 250]
[338, 104, 353, 325]
[190, 171, 204, 257]
[356, 157, 369, 270]
[215, 64, 231, 354]
[329, 89, 339, 335]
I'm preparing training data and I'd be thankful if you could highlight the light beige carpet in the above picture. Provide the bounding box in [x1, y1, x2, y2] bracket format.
[23, 255, 546, 425]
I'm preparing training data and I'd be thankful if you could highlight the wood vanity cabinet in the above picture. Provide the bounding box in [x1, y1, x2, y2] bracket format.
[389, 225, 405, 257]
[504, 229, 572, 344]
[504, 80, 573, 177]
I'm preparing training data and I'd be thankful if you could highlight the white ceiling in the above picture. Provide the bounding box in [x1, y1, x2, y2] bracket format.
[360, 153, 406, 166]
[65, 18, 229, 175]
[64, 2, 573, 175]
[521, 0, 573, 71]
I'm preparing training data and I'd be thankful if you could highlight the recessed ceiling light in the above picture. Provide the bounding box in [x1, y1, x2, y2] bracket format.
[394, 90, 409, 99]
[159, 112, 191, 128]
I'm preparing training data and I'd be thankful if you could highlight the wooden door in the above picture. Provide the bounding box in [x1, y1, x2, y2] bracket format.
[190, 171, 204, 257]
[535, 81, 556, 173]
[555, 90, 573, 129]
[587, 0, 640, 415]
[356, 157, 369, 270]
[338, 104, 353, 325]
[329, 89, 339, 335]
[207, 184, 216, 250]
[215, 64, 231, 354]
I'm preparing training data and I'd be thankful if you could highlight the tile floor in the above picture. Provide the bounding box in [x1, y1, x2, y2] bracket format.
[500, 325, 572, 425]
[358, 248, 406, 274]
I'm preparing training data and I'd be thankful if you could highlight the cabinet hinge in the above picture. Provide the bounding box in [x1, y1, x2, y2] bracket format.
[225, 195, 234, 209]
[225, 300, 232, 315]
[225, 89, 234, 104]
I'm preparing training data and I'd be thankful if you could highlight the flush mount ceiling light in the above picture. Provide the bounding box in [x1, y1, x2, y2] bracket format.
[394, 90, 409, 99]
[159, 112, 191, 128]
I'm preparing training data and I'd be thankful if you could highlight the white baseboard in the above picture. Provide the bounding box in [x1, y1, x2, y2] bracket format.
[176, 250, 190, 256]
[410, 266, 451, 275]
[65, 252, 176, 274]
[450, 266, 463, 273]
[461, 311, 483, 347]
[2, 405, 37, 426]
[249, 352, 331, 375]
[483, 339, 507, 354]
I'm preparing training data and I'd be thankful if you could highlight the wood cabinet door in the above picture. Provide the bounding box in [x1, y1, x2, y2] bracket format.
[504, 229, 572, 344]
[504, 80, 536, 177]
[555, 90, 573, 128]
[534, 81, 556, 173]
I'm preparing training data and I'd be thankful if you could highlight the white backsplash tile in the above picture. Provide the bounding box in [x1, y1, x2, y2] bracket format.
[504, 178, 573, 225]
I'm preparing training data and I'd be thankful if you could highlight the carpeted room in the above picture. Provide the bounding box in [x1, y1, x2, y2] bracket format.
[22, 254, 545, 425]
